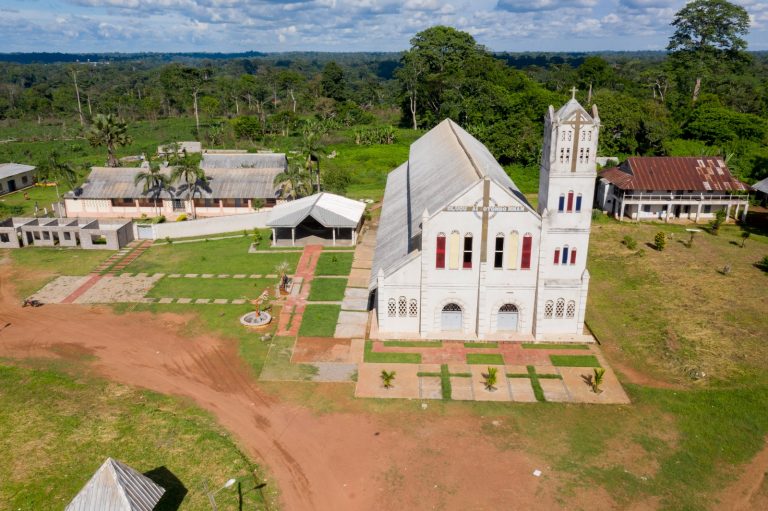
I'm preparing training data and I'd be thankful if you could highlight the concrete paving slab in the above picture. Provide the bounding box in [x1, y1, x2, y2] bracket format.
[30, 276, 91, 303]
[250, 274, 262, 278]
[507, 376, 537, 403]
[231, 299, 246, 304]
[213, 298, 228, 304]
[450, 376, 474, 400]
[559, 367, 630, 404]
[355, 363, 420, 399]
[177, 298, 192, 304]
[158, 298, 174, 304]
[184, 274, 198, 278]
[420, 376, 443, 400]
[233, 274, 246, 279]
[312, 363, 357, 382]
[341, 295, 368, 311]
[217, 274, 230, 278]
[540, 378, 571, 402]
[505, 365, 529, 376]
[347, 268, 371, 288]
[75, 273, 164, 304]
[418, 364, 441, 373]
[201, 274, 214, 278]
[195, 298, 210, 304]
[348, 339, 365, 363]
[168, 274, 181, 278]
[470, 365, 511, 402]
[447, 364, 472, 375]
[334, 310, 368, 338]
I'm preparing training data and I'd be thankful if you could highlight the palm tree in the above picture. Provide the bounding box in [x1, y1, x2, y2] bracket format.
[300, 119, 328, 192]
[170, 155, 207, 219]
[482, 367, 498, 391]
[134, 163, 170, 216]
[273, 160, 312, 200]
[38, 151, 77, 214]
[86, 113, 132, 167]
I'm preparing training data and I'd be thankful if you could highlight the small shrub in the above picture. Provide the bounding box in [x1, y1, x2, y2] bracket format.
[592, 368, 606, 393]
[756, 255, 768, 272]
[654, 231, 666, 251]
[380, 370, 396, 389]
[252, 198, 265, 211]
[622, 235, 637, 250]
[708, 209, 727, 235]
[165, 236, 172, 244]
[176, 214, 187, 222]
[482, 366, 498, 391]
[591, 208, 602, 220]
[253, 230, 263, 246]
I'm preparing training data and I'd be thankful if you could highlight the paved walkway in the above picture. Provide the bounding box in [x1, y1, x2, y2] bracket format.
[93, 240, 153, 275]
[333, 222, 375, 338]
[276, 245, 322, 337]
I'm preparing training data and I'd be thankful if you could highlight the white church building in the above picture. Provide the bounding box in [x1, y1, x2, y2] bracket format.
[370, 97, 599, 341]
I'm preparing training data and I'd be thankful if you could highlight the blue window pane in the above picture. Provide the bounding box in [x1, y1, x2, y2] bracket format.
[558, 195, 565, 212]
[575, 195, 582, 212]
[562, 247, 569, 264]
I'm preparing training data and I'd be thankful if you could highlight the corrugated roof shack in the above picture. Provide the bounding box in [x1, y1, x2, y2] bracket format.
[596, 157, 750, 223]
[267, 192, 366, 246]
[0, 163, 37, 196]
[64, 152, 287, 220]
[66, 458, 165, 511]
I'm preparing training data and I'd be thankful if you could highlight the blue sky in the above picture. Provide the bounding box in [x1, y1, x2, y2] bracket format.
[0, 0, 766, 53]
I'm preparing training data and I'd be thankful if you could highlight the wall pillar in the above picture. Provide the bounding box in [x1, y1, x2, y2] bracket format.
[619, 200, 626, 222]
[271, 228, 276, 247]
[332, 227, 336, 246]
[291, 227, 295, 247]
[726, 203, 732, 221]
[742, 203, 749, 221]
[696, 203, 702, 223]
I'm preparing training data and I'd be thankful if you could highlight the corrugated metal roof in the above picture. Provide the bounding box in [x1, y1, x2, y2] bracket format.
[0, 163, 35, 180]
[267, 192, 365, 228]
[599, 157, 748, 192]
[201, 153, 286, 170]
[72, 166, 282, 200]
[370, 118, 533, 287]
[65, 458, 164, 511]
[752, 177, 768, 194]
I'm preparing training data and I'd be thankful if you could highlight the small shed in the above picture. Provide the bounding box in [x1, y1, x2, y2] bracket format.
[753, 177, 768, 206]
[0, 163, 36, 196]
[66, 457, 165, 511]
[267, 192, 365, 246]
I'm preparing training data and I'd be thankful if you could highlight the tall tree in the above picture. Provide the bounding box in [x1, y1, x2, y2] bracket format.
[667, 0, 750, 102]
[273, 161, 313, 200]
[86, 113, 132, 167]
[320, 61, 346, 102]
[170, 155, 207, 219]
[134, 162, 170, 216]
[37, 151, 77, 208]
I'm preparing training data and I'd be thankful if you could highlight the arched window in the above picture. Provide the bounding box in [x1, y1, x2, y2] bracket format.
[494, 234, 504, 269]
[521, 233, 533, 269]
[441, 303, 462, 331]
[556, 298, 565, 318]
[561, 131, 566, 142]
[566, 300, 576, 318]
[443, 303, 462, 312]
[576, 193, 583, 212]
[558, 194, 565, 212]
[398, 296, 407, 317]
[409, 299, 418, 317]
[544, 300, 554, 319]
[500, 303, 518, 312]
[387, 299, 396, 317]
[588, 131, 592, 141]
[581, 130, 586, 142]
[567, 190, 574, 212]
[570, 248, 577, 265]
[498, 303, 519, 331]
[562, 245, 569, 265]
[567, 130, 572, 141]
[554, 248, 560, 265]
[436, 233, 446, 269]
[508, 231, 519, 269]
[463, 233, 473, 269]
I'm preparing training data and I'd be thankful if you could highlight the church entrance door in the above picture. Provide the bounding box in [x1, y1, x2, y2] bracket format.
[497, 304, 519, 331]
[441, 303, 462, 331]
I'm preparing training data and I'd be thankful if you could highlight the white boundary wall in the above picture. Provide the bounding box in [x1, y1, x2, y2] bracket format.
[138, 212, 270, 240]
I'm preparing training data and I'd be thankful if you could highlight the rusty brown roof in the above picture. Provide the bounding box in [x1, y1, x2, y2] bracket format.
[599, 157, 748, 192]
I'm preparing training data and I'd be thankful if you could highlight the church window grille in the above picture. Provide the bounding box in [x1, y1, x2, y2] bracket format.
[579, 148, 584, 163]
[436, 234, 446, 269]
[570, 248, 577, 265]
[585, 148, 590, 162]
[387, 299, 396, 317]
[567, 131, 572, 141]
[562, 246, 569, 265]
[544, 300, 554, 319]
[561, 131, 566, 141]
[558, 194, 565, 212]
[554, 248, 560, 264]
[521, 234, 533, 269]
[559, 148, 564, 163]
[581, 131, 586, 141]
[398, 296, 407, 317]
[500, 303, 518, 313]
[443, 303, 461, 312]
[566, 300, 576, 318]
[576, 194, 583, 212]
[588, 131, 592, 141]
[494, 235, 504, 269]
[555, 298, 565, 318]
[463, 234, 473, 269]
[565, 148, 571, 163]
[567, 191, 574, 212]
[409, 299, 418, 317]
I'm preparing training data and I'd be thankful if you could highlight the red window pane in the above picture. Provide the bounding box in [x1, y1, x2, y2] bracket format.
[553, 249, 560, 264]
[567, 191, 574, 212]
[436, 236, 446, 269]
[521, 235, 532, 269]
[570, 248, 577, 265]
[463, 235, 472, 269]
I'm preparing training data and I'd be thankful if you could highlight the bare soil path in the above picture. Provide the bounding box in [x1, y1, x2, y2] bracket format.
[715, 438, 768, 511]
[0, 257, 563, 510]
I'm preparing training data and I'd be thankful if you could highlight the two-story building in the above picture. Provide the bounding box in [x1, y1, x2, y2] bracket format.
[371, 96, 599, 341]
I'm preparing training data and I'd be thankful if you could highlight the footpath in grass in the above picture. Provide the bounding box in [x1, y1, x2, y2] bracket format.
[0, 362, 276, 510]
[314, 252, 354, 276]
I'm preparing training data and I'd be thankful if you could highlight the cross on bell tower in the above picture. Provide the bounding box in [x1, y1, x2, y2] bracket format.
[570, 86, 577, 100]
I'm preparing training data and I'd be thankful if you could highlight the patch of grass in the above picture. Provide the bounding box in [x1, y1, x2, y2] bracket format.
[464, 342, 498, 348]
[550, 354, 602, 367]
[466, 353, 505, 365]
[364, 340, 421, 363]
[259, 336, 318, 381]
[147, 277, 275, 300]
[383, 340, 443, 348]
[527, 365, 546, 402]
[124, 236, 301, 276]
[0, 362, 276, 510]
[0, 185, 63, 218]
[307, 278, 347, 301]
[440, 364, 452, 400]
[314, 252, 354, 276]
[522, 343, 590, 350]
[298, 304, 341, 337]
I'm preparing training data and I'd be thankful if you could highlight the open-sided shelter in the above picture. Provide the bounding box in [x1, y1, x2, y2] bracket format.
[267, 192, 365, 246]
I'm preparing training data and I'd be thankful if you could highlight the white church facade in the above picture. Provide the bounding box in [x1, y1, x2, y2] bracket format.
[370, 97, 600, 341]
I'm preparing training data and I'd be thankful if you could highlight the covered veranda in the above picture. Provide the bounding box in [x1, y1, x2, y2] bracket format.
[267, 192, 365, 247]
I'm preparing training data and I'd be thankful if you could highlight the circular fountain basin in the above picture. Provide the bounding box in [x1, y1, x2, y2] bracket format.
[240, 311, 272, 328]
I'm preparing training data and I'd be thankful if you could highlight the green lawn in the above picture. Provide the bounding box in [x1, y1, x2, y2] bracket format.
[314, 252, 354, 276]
[363, 340, 422, 363]
[550, 354, 602, 367]
[147, 277, 275, 300]
[522, 343, 590, 350]
[124, 236, 301, 276]
[0, 186, 63, 218]
[383, 340, 443, 348]
[298, 304, 341, 337]
[307, 278, 347, 301]
[466, 353, 505, 365]
[0, 362, 276, 510]
[464, 342, 498, 348]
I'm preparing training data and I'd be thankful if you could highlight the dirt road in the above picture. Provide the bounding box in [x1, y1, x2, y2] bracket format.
[0, 258, 559, 510]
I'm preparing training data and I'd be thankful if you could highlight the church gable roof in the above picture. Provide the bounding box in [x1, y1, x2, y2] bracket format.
[599, 157, 748, 192]
[552, 98, 599, 124]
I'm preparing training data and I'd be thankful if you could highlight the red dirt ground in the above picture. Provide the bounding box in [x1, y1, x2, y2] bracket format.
[0, 257, 568, 510]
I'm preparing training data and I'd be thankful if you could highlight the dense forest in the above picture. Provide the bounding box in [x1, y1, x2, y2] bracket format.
[0, 0, 766, 188]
